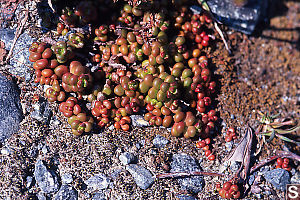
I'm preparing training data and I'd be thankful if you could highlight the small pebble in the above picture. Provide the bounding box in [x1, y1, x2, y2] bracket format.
[61, 173, 73, 184]
[26, 176, 33, 188]
[119, 152, 136, 165]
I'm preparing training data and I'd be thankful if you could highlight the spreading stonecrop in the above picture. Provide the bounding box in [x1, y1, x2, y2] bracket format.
[29, 0, 220, 138]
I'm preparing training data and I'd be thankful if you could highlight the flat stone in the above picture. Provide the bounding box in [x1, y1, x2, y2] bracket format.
[0, 75, 23, 143]
[0, 29, 34, 80]
[153, 135, 169, 148]
[119, 152, 136, 165]
[126, 164, 154, 190]
[170, 153, 204, 193]
[263, 168, 290, 191]
[34, 159, 60, 194]
[85, 174, 110, 191]
[54, 184, 78, 200]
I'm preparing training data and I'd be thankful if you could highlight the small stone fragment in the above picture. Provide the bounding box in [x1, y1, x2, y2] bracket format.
[85, 174, 110, 191]
[153, 135, 169, 148]
[61, 173, 73, 184]
[26, 176, 33, 188]
[92, 191, 106, 200]
[176, 194, 197, 200]
[130, 115, 149, 127]
[34, 159, 59, 194]
[54, 184, 78, 200]
[126, 164, 154, 189]
[291, 171, 300, 184]
[170, 153, 204, 193]
[119, 152, 136, 165]
[31, 99, 52, 124]
[263, 168, 290, 191]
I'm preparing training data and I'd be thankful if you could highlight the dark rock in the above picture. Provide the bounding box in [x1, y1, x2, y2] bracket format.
[54, 184, 78, 200]
[0, 75, 23, 143]
[31, 98, 52, 124]
[170, 154, 204, 193]
[34, 159, 60, 194]
[176, 194, 197, 200]
[85, 174, 110, 191]
[119, 152, 136, 165]
[0, 29, 34, 81]
[126, 164, 154, 190]
[263, 168, 290, 191]
[153, 135, 169, 148]
[191, 0, 268, 35]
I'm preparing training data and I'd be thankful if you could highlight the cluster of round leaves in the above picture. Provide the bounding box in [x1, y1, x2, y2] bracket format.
[216, 181, 241, 199]
[225, 127, 237, 142]
[196, 138, 215, 160]
[28, 1, 219, 139]
[276, 158, 292, 171]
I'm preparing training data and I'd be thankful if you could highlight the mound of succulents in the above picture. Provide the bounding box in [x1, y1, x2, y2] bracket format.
[29, 0, 219, 140]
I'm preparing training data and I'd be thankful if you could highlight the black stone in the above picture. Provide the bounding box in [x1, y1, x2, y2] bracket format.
[0, 74, 23, 143]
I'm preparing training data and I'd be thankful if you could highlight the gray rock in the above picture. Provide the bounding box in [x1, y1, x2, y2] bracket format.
[126, 164, 154, 189]
[170, 153, 204, 193]
[263, 168, 290, 191]
[54, 184, 78, 200]
[176, 194, 197, 200]
[153, 135, 169, 148]
[291, 171, 300, 184]
[61, 173, 73, 184]
[130, 115, 149, 127]
[34, 159, 59, 194]
[92, 191, 106, 200]
[0, 75, 23, 143]
[31, 99, 52, 124]
[0, 29, 34, 80]
[85, 174, 110, 191]
[119, 152, 136, 165]
[206, 0, 268, 35]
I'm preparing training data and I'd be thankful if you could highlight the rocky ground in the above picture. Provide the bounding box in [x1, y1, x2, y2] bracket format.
[0, 0, 299, 200]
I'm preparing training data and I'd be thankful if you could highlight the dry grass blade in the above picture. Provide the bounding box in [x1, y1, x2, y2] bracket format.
[48, 0, 55, 13]
[156, 171, 224, 179]
[226, 126, 253, 181]
[197, 0, 231, 54]
[250, 150, 300, 174]
[5, 9, 29, 63]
